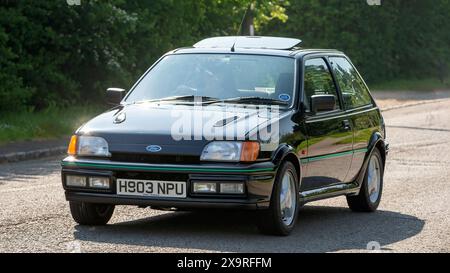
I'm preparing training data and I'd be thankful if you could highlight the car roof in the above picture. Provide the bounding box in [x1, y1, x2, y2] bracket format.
[170, 36, 343, 58]
[194, 36, 302, 50]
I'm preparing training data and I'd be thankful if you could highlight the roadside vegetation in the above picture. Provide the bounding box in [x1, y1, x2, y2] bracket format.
[0, 105, 105, 145]
[371, 77, 450, 92]
[0, 1, 449, 144]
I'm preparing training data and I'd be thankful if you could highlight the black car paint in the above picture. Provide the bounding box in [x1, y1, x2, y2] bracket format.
[61, 47, 387, 210]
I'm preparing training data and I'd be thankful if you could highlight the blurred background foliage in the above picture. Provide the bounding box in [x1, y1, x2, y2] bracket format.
[0, 0, 449, 113]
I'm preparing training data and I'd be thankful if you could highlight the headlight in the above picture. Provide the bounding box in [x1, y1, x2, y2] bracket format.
[200, 141, 259, 162]
[78, 136, 110, 157]
[67, 135, 111, 157]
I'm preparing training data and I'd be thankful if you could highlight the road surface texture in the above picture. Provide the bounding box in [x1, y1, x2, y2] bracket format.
[1, 99, 449, 253]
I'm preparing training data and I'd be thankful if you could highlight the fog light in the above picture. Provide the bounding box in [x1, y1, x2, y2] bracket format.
[66, 175, 87, 187]
[89, 177, 110, 189]
[193, 182, 217, 193]
[220, 183, 244, 194]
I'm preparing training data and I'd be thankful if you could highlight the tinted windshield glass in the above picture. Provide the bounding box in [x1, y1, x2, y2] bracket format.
[126, 54, 296, 104]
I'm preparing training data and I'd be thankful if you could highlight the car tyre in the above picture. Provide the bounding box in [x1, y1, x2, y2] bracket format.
[347, 148, 384, 212]
[256, 161, 299, 236]
[69, 201, 115, 225]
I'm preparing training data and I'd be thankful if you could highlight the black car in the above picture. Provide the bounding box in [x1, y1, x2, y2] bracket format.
[62, 36, 388, 236]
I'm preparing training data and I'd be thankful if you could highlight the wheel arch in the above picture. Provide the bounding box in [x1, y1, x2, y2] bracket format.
[272, 144, 303, 187]
[355, 132, 387, 189]
[368, 132, 387, 168]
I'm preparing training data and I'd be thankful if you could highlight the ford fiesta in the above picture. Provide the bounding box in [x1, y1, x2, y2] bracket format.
[61, 36, 388, 236]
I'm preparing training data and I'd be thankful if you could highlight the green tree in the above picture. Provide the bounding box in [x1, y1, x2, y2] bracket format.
[0, 0, 289, 112]
[263, 0, 450, 84]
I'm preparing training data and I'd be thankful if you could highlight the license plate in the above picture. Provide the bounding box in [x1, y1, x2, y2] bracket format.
[116, 179, 186, 198]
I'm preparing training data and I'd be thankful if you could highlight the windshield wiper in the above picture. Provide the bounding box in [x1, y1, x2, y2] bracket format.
[133, 95, 220, 104]
[214, 96, 289, 106]
[132, 95, 289, 106]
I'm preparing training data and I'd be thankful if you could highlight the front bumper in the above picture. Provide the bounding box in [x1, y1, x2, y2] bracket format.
[61, 157, 277, 210]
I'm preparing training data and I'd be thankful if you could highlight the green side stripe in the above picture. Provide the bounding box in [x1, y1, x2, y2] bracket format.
[354, 148, 369, 154]
[301, 148, 368, 164]
[61, 161, 274, 173]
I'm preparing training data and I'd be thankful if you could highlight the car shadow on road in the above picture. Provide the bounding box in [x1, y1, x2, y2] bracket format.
[73, 205, 424, 253]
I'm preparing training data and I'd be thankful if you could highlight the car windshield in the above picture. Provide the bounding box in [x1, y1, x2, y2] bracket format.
[125, 54, 296, 106]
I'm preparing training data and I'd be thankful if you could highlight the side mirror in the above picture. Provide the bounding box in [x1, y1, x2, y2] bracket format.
[106, 88, 126, 105]
[311, 94, 336, 114]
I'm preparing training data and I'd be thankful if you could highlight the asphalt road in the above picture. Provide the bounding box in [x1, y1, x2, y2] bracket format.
[1, 100, 450, 253]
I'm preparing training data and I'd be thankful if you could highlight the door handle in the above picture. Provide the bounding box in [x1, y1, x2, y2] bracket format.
[342, 120, 351, 130]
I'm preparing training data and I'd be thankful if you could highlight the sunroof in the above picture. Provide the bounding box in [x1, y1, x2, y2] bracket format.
[194, 36, 302, 50]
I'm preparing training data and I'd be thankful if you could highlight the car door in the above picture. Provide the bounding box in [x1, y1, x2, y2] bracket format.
[328, 56, 381, 183]
[301, 57, 353, 191]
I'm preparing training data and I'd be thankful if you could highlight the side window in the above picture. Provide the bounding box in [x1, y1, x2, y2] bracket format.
[303, 58, 340, 112]
[329, 57, 372, 109]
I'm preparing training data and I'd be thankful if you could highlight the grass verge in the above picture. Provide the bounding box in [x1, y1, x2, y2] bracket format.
[0, 105, 107, 145]
[371, 77, 450, 91]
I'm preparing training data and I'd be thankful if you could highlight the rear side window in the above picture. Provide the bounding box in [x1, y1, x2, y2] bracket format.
[303, 58, 340, 111]
[329, 57, 372, 109]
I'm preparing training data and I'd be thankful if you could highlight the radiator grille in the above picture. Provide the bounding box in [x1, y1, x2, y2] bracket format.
[111, 153, 200, 165]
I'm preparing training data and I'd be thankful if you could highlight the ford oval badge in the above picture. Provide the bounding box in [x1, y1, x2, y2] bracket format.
[146, 145, 162, 152]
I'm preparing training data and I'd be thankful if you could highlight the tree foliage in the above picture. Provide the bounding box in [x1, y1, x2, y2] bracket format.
[0, 0, 449, 112]
[264, 0, 450, 83]
[0, 0, 287, 111]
